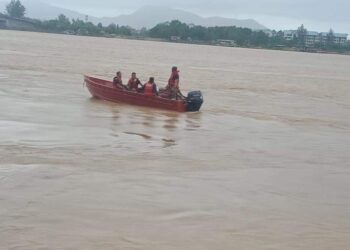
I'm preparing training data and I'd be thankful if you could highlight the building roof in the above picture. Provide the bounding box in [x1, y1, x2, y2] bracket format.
[334, 33, 348, 38]
[282, 29, 348, 39]
[306, 31, 319, 36]
[320, 32, 348, 38]
[283, 30, 296, 35]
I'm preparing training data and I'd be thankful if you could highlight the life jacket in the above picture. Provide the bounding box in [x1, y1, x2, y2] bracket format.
[168, 72, 179, 89]
[113, 77, 123, 88]
[128, 78, 139, 90]
[144, 82, 154, 96]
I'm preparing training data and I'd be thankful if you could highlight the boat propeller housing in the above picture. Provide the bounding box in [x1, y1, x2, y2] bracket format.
[186, 91, 203, 112]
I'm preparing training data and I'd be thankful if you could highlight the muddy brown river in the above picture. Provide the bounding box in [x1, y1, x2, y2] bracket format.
[1, 30, 350, 249]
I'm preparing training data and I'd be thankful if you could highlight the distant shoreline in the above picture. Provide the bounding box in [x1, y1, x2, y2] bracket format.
[1, 28, 350, 56]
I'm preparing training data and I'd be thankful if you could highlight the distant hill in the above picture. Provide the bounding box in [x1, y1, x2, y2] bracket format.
[0, 1, 267, 30]
[100, 6, 267, 30]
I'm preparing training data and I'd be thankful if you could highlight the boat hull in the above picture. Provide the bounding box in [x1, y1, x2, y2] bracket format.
[84, 75, 190, 112]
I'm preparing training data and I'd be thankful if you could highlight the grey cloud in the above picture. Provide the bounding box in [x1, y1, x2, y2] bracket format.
[46, 0, 350, 22]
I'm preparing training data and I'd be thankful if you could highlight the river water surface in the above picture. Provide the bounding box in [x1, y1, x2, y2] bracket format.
[1, 30, 350, 249]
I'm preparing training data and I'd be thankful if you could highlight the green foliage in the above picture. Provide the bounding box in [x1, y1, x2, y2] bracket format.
[57, 14, 70, 31]
[297, 24, 307, 48]
[139, 27, 148, 37]
[268, 30, 287, 47]
[6, 0, 25, 18]
[250, 31, 269, 46]
[36, 14, 134, 37]
[326, 28, 335, 47]
[105, 23, 118, 34]
[149, 20, 268, 46]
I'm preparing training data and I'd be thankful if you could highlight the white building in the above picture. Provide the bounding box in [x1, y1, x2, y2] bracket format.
[305, 31, 320, 47]
[283, 30, 348, 46]
[283, 30, 297, 41]
[319, 32, 348, 45]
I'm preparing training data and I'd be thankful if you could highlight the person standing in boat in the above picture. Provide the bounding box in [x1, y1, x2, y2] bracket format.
[127, 72, 142, 92]
[143, 77, 158, 96]
[166, 66, 181, 99]
[113, 71, 124, 88]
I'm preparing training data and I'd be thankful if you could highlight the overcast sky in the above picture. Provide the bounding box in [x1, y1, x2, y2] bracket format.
[6, 0, 350, 33]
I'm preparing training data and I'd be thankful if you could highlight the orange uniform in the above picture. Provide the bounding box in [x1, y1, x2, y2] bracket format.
[144, 82, 155, 96]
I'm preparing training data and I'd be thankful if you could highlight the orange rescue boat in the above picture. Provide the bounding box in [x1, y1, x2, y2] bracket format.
[84, 75, 203, 112]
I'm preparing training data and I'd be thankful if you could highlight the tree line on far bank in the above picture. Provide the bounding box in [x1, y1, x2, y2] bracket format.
[2, 0, 350, 52]
[39, 14, 134, 37]
[149, 20, 269, 47]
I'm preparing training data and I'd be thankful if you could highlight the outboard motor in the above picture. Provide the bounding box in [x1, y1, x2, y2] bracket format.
[186, 91, 203, 112]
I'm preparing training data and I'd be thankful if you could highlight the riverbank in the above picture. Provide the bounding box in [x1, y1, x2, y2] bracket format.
[2, 26, 350, 56]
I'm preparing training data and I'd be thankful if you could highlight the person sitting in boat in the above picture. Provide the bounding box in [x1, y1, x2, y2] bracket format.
[143, 77, 158, 96]
[127, 72, 142, 92]
[113, 71, 124, 88]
